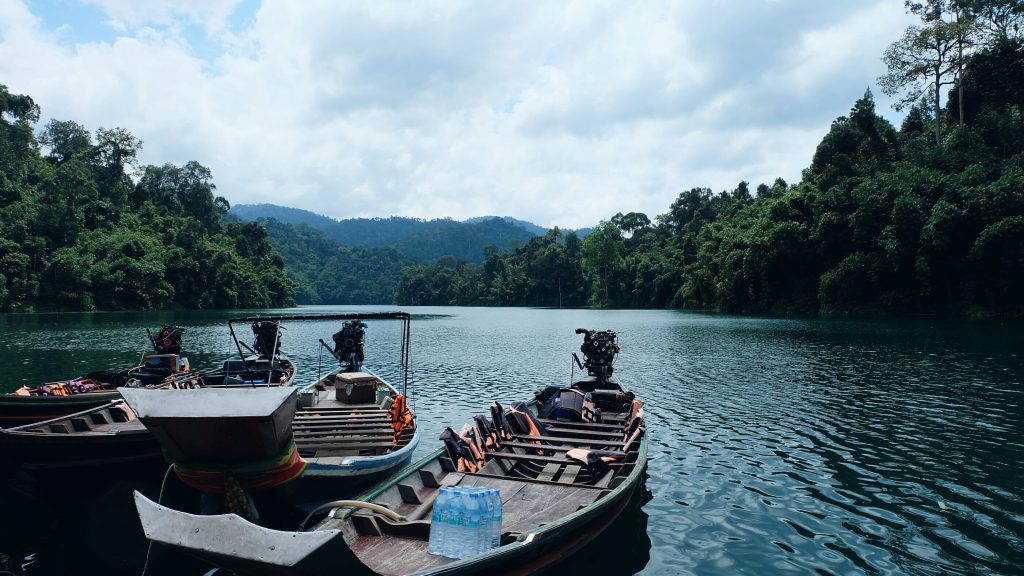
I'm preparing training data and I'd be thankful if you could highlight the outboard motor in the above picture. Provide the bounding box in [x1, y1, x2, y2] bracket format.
[575, 328, 619, 385]
[332, 319, 366, 370]
[252, 321, 283, 357]
[150, 325, 184, 354]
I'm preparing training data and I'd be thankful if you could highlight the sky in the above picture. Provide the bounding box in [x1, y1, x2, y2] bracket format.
[0, 0, 918, 229]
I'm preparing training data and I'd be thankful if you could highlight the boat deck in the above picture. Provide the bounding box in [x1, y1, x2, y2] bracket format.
[293, 372, 414, 458]
[315, 401, 643, 576]
[345, 473, 606, 576]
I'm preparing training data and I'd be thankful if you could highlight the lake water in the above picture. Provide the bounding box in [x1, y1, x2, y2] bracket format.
[0, 306, 1021, 575]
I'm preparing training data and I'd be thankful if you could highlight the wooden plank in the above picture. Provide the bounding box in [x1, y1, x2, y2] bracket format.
[296, 433, 397, 442]
[456, 476, 601, 536]
[295, 431, 395, 439]
[294, 419, 392, 427]
[295, 417, 390, 424]
[295, 411, 389, 418]
[296, 437, 397, 449]
[485, 451, 622, 468]
[497, 442, 626, 461]
[496, 441, 585, 453]
[303, 438, 395, 448]
[294, 424, 394, 433]
[536, 463, 561, 482]
[294, 424, 393, 432]
[295, 415, 390, 422]
[511, 434, 624, 447]
[543, 426, 624, 438]
[537, 419, 624, 430]
[295, 419, 392, 426]
[558, 465, 581, 484]
[297, 404, 386, 411]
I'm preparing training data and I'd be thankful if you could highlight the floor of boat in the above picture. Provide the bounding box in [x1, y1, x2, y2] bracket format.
[293, 382, 412, 458]
[352, 474, 601, 575]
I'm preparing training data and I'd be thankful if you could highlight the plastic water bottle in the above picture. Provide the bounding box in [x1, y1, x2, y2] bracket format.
[465, 492, 486, 557]
[428, 488, 451, 556]
[448, 488, 467, 558]
[489, 489, 503, 549]
[477, 489, 495, 551]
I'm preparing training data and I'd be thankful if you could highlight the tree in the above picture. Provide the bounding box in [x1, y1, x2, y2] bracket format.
[879, 1, 974, 144]
[610, 212, 651, 236]
[581, 221, 625, 307]
[959, 0, 1024, 41]
[38, 120, 92, 164]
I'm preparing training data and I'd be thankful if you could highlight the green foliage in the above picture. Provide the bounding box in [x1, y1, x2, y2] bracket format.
[0, 85, 294, 312]
[259, 218, 409, 304]
[395, 228, 589, 307]
[396, 36, 1024, 318]
[230, 206, 538, 264]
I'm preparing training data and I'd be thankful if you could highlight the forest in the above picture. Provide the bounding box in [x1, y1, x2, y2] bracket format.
[396, 3, 1024, 317]
[2, 1, 1021, 317]
[0, 90, 294, 312]
[230, 205, 540, 264]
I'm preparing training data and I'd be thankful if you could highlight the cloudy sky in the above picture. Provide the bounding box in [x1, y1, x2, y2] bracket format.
[0, 0, 917, 229]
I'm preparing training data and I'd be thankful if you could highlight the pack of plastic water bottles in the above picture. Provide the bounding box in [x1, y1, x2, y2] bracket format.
[428, 486, 503, 558]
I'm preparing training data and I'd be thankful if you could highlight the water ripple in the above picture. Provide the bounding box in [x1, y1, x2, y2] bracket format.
[1, 308, 1022, 575]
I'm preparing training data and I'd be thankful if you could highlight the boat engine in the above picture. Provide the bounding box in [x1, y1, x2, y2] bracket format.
[151, 325, 184, 354]
[252, 321, 283, 357]
[576, 328, 619, 382]
[332, 320, 366, 365]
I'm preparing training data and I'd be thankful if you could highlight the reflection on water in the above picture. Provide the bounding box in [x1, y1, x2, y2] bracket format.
[1, 307, 1022, 575]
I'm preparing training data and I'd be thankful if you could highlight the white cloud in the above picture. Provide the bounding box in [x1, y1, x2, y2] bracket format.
[83, 0, 242, 35]
[0, 0, 918, 229]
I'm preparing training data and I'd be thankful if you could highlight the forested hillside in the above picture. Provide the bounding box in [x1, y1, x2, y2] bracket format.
[0, 86, 293, 312]
[230, 206, 537, 264]
[397, 21, 1024, 318]
[259, 218, 410, 304]
[230, 204, 339, 230]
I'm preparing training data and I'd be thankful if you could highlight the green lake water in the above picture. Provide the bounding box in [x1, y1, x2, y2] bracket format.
[0, 306, 1021, 575]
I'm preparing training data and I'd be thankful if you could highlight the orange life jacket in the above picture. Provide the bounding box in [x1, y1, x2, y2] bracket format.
[439, 427, 478, 473]
[459, 423, 487, 468]
[388, 394, 414, 443]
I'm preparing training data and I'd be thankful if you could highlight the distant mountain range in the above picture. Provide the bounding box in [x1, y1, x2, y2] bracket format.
[228, 204, 580, 264]
[226, 203, 594, 304]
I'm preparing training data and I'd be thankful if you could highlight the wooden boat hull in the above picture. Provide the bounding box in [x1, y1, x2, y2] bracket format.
[0, 391, 122, 428]
[0, 359, 198, 428]
[132, 325, 644, 575]
[294, 367, 420, 482]
[134, 432, 647, 576]
[200, 356, 298, 388]
[119, 387, 298, 464]
[0, 400, 163, 470]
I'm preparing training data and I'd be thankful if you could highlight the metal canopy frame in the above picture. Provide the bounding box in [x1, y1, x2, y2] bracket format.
[225, 312, 413, 396]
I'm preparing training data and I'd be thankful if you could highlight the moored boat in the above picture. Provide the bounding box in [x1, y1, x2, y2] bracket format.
[133, 328, 647, 576]
[201, 319, 297, 387]
[0, 373, 201, 472]
[0, 325, 193, 427]
[290, 312, 419, 486]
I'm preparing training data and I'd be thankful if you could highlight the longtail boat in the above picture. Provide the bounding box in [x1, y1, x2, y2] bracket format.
[0, 325, 193, 427]
[133, 328, 647, 576]
[290, 312, 419, 485]
[123, 313, 419, 518]
[0, 374, 200, 471]
[201, 319, 297, 387]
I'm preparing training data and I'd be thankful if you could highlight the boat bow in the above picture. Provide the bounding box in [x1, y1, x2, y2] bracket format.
[133, 491, 368, 576]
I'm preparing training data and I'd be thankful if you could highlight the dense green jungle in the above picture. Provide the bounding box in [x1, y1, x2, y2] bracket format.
[2, 10, 1022, 317]
[0, 89, 293, 312]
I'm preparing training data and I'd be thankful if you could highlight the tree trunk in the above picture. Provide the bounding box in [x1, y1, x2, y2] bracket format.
[959, 81, 964, 127]
[934, 66, 942, 146]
